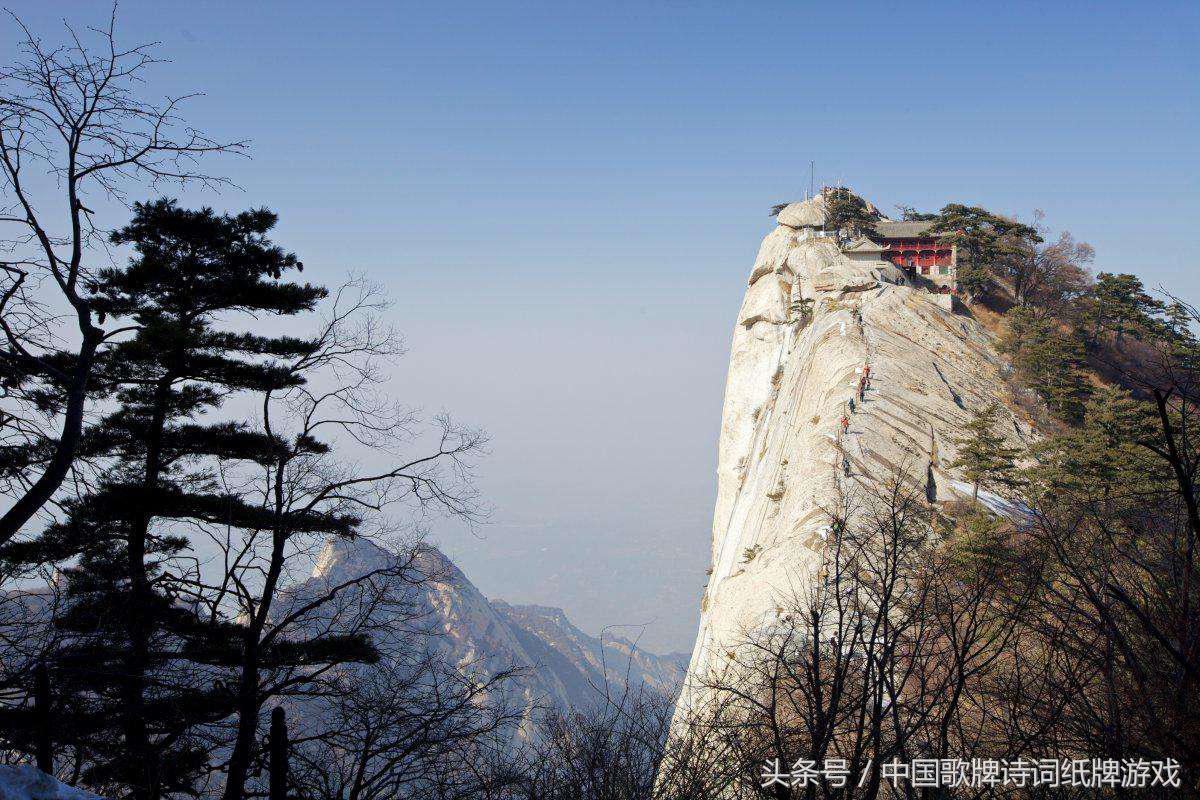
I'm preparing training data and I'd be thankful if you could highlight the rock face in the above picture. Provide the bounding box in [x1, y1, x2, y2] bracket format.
[670, 201, 1034, 728]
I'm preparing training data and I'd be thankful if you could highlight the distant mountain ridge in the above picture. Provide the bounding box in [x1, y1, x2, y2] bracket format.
[491, 600, 686, 707]
[300, 537, 685, 728]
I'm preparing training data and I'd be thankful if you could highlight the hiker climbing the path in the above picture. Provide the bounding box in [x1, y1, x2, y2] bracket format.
[848, 397, 856, 414]
[857, 376, 866, 402]
[842, 456, 851, 477]
[840, 413, 850, 435]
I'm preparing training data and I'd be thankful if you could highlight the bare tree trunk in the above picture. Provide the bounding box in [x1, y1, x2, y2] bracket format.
[124, 376, 171, 800]
[34, 661, 52, 775]
[223, 634, 261, 800]
[269, 708, 288, 800]
[219, 282, 485, 800]
[222, 474, 288, 800]
[1, 9, 243, 545]
[0, 333, 99, 544]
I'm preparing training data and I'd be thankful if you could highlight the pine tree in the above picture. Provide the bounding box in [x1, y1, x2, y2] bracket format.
[950, 402, 1024, 503]
[948, 505, 1011, 574]
[822, 187, 878, 239]
[897, 205, 939, 222]
[1163, 300, 1195, 344]
[925, 204, 1041, 301]
[1084, 272, 1166, 346]
[0, 200, 369, 800]
[1000, 306, 1091, 424]
[1028, 386, 1160, 504]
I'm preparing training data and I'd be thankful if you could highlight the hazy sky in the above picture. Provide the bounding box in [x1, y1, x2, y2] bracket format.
[7, 1, 1198, 651]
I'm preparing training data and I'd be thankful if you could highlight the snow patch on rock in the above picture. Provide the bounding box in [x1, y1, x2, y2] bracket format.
[0, 766, 104, 800]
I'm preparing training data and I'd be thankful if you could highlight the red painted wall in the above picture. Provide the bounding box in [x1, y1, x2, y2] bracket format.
[881, 237, 952, 269]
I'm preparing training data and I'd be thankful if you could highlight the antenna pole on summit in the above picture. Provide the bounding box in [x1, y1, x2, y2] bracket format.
[809, 161, 815, 199]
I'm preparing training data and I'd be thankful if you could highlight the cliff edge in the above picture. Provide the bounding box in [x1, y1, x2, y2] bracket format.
[670, 196, 1035, 730]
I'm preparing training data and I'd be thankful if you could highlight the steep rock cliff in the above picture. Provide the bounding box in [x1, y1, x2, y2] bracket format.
[671, 197, 1034, 726]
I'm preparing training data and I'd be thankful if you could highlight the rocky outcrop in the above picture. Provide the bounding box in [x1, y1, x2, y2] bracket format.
[670, 197, 1034, 728]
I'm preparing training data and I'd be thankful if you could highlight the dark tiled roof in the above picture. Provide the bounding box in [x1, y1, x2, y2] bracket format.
[873, 220, 938, 239]
[843, 237, 886, 253]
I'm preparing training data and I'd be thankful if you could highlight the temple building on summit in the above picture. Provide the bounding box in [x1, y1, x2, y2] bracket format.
[872, 220, 957, 290]
[844, 220, 958, 293]
[773, 187, 960, 299]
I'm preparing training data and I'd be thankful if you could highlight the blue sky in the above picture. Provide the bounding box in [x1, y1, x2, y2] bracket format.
[7, 1, 1198, 651]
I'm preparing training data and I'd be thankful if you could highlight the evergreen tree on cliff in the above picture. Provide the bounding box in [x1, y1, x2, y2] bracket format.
[950, 402, 1023, 502]
[926, 204, 1041, 301]
[1029, 385, 1160, 504]
[1000, 306, 1091, 424]
[0, 201, 373, 800]
[1084, 272, 1166, 346]
[898, 205, 939, 222]
[822, 187, 878, 239]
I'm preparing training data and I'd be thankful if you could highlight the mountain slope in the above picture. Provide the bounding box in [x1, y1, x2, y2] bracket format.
[299, 537, 685, 730]
[492, 601, 685, 707]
